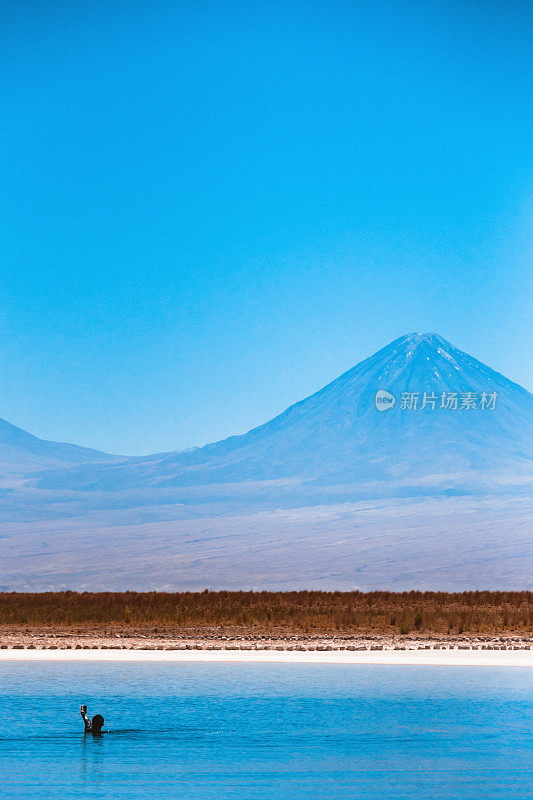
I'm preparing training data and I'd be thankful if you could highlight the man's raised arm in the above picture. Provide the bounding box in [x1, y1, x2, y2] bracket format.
[81, 705, 92, 732]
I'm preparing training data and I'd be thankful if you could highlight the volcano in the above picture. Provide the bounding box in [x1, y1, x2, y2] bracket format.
[1, 333, 531, 591]
[30, 332, 533, 497]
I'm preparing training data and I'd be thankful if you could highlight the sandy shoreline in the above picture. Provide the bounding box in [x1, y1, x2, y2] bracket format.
[1, 629, 531, 667]
[0, 647, 531, 666]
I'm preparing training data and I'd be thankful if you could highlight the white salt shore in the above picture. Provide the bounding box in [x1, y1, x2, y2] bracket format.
[0, 648, 531, 667]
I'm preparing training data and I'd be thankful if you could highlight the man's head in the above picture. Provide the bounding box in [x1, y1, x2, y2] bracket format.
[92, 714, 104, 733]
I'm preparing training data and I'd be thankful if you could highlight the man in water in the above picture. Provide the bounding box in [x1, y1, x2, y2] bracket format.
[81, 705, 104, 734]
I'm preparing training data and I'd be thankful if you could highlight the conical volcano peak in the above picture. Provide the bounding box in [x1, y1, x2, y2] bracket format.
[406, 331, 440, 340]
[359, 331, 503, 398]
[347, 331, 463, 390]
[366, 333, 461, 372]
[394, 332, 454, 351]
[287, 330, 533, 436]
[399, 332, 460, 365]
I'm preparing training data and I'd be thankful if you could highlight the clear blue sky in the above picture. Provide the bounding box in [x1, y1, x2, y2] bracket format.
[1, 0, 531, 455]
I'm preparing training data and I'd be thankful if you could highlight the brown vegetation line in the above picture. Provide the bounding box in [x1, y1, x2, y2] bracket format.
[0, 590, 531, 635]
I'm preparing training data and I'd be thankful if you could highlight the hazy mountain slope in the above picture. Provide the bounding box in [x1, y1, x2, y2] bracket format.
[0, 417, 121, 479]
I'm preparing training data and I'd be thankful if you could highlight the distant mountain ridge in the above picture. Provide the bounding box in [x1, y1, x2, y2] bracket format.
[25, 332, 533, 496]
[0, 416, 119, 479]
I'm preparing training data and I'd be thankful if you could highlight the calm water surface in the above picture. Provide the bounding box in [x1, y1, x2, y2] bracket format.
[0, 662, 531, 799]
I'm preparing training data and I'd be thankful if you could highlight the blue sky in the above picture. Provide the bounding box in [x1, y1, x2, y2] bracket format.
[1, 0, 531, 455]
